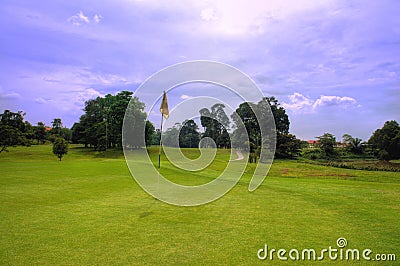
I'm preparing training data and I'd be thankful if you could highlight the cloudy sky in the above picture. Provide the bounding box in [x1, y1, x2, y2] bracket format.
[1, 0, 399, 140]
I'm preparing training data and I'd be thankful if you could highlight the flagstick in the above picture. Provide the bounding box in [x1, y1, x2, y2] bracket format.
[157, 90, 168, 201]
[156, 114, 164, 199]
[158, 115, 164, 170]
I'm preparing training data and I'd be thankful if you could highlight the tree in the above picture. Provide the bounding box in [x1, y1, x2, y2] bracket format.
[53, 138, 68, 161]
[24, 121, 34, 142]
[0, 110, 26, 131]
[179, 119, 200, 148]
[60, 128, 72, 142]
[106, 91, 133, 148]
[231, 97, 299, 159]
[145, 120, 155, 146]
[258, 97, 289, 134]
[368, 120, 400, 160]
[34, 122, 47, 144]
[162, 123, 181, 147]
[216, 129, 230, 149]
[199, 104, 230, 148]
[317, 133, 336, 158]
[122, 95, 147, 149]
[275, 133, 302, 159]
[0, 110, 30, 153]
[72, 91, 145, 150]
[0, 125, 24, 153]
[232, 102, 259, 148]
[51, 118, 62, 136]
[151, 129, 161, 146]
[342, 134, 364, 154]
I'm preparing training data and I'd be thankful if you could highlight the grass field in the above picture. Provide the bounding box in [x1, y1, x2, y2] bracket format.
[1, 145, 399, 265]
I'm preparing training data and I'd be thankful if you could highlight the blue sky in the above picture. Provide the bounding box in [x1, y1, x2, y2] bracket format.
[0, 0, 399, 140]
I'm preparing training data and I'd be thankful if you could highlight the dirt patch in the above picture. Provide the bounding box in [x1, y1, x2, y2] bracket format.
[281, 168, 289, 174]
[310, 173, 356, 177]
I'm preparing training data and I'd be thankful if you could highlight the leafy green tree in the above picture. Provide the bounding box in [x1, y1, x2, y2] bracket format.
[0, 110, 26, 131]
[232, 102, 259, 150]
[258, 97, 289, 134]
[34, 122, 47, 144]
[71, 122, 85, 145]
[179, 119, 200, 148]
[80, 99, 104, 148]
[23, 121, 34, 142]
[275, 133, 302, 159]
[145, 120, 155, 146]
[162, 123, 181, 148]
[200, 108, 212, 136]
[232, 97, 299, 159]
[0, 110, 30, 153]
[151, 129, 161, 146]
[317, 133, 337, 158]
[216, 129, 230, 149]
[200, 104, 230, 148]
[0, 125, 24, 153]
[122, 96, 147, 149]
[53, 138, 68, 161]
[60, 128, 72, 142]
[368, 120, 400, 160]
[51, 118, 62, 136]
[342, 134, 364, 154]
[73, 91, 145, 150]
[213, 104, 231, 148]
[106, 91, 133, 148]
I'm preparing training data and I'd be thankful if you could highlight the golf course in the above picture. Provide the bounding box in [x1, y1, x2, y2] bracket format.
[1, 145, 399, 265]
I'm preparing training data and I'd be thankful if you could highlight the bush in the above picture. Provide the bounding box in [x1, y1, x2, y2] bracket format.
[378, 150, 391, 161]
[301, 149, 321, 160]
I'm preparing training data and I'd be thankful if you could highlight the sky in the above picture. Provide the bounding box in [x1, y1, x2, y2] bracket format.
[0, 0, 399, 140]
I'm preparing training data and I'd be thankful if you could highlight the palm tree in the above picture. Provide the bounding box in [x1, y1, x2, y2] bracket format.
[343, 134, 364, 154]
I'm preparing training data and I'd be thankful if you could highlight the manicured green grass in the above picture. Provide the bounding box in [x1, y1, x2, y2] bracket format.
[1, 145, 399, 265]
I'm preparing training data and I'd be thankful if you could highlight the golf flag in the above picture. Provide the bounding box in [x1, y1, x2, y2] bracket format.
[160, 91, 169, 119]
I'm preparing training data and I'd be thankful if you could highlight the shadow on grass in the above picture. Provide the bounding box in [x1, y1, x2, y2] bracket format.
[70, 146, 124, 159]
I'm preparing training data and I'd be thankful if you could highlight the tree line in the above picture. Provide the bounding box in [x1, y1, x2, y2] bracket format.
[0, 110, 71, 152]
[162, 97, 302, 160]
[1, 92, 399, 162]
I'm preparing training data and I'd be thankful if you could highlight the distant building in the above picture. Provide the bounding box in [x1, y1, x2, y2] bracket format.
[306, 140, 347, 149]
[335, 142, 347, 148]
[307, 140, 319, 148]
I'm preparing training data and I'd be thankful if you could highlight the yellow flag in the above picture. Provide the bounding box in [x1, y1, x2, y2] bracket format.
[159, 91, 169, 119]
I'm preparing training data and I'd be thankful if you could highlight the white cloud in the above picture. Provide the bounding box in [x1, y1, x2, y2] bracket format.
[201, 8, 217, 21]
[93, 14, 103, 24]
[33, 88, 102, 110]
[0, 90, 21, 99]
[283, 93, 357, 113]
[75, 88, 104, 104]
[313, 95, 357, 109]
[282, 92, 313, 111]
[180, 94, 193, 100]
[40, 67, 130, 87]
[195, 0, 337, 36]
[67, 11, 90, 26]
[34, 97, 53, 104]
[48, 88, 104, 113]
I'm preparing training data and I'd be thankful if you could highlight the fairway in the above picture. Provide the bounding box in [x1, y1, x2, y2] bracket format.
[1, 145, 399, 265]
